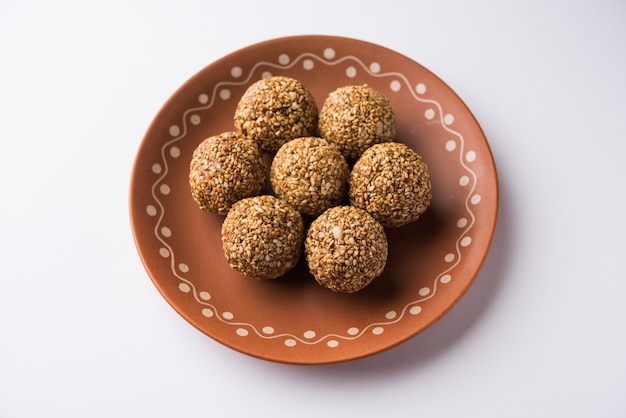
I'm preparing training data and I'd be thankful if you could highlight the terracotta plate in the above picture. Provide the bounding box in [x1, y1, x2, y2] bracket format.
[129, 35, 498, 364]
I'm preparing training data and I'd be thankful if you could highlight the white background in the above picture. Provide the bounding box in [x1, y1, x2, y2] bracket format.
[1, 1, 625, 417]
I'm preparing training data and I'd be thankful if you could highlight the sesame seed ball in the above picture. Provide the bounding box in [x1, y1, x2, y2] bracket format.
[221, 195, 304, 280]
[305, 206, 388, 293]
[234, 76, 318, 154]
[349, 142, 432, 228]
[189, 132, 266, 214]
[270, 137, 349, 217]
[318, 85, 396, 160]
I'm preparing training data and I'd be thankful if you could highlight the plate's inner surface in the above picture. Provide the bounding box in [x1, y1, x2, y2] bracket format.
[130, 36, 498, 364]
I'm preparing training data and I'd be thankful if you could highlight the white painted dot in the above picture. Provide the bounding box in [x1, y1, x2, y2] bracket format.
[471, 194, 482, 205]
[160, 226, 171, 237]
[190, 114, 201, 125]
[261, 71, 272, 79]
[178, 283, 191, 293]
[459, 176, 470, 186]
[466, 150, 477, 162]
[201, 308, 214, 318]
[323, 48, 336, 59]
[369, 62, 381, 73]
[169, 125, 180, 136]
[159, 184, 170, 195]
[416, 83, 427, 94]
[198, 94, 209, 104]
[444, 114, 455, 125]
[347, 327, 359, 336]
[441, 274, 452, 284]
[390, 80, 401, 92]
[146, 205, 157, 216]
[372, 327, 384, 335]
[457, 218, 468, 228]
[385, 311, 397, 320]
[303, 59, 314, 70]
[285, 339, 297, 347]
[231, 66, 243, 78]
[418, 287, 430, 296]
[424, 108, 435, 120]
[199, 291, 211, 300]
[159, 248, 170, 258]
[151, 163, 162, 174]
[179, 263, 189, 273]
[409, 306, 422, 315]
[304, 330, 316, 339]
[278, 54, 290, 65]
[169, 147, 181, 158]
[346, 66, 357, 78]
[327, 340, 339, 348]
[236, 328, 248, 337]
[445, 140, 456, 151]
[461, 236, 472, 247]
[222, 312, 234, 320]
[219, 89, 231, 100]
[262, 326, 275, 335]
[444, 253, 455, 262]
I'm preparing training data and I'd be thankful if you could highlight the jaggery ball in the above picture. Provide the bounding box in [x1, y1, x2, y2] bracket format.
[349, 142, 432, 227]
[318, 84, 396, 160]
[234, 76, 318, 154]
[270, 137, 349, 217]
[189, 132, 266, 214]
[221, 195, 304, 280]
[305, 206, 388, 293]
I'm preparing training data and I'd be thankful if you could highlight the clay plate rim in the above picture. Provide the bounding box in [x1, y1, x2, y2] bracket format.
[129, 35, 499, 365]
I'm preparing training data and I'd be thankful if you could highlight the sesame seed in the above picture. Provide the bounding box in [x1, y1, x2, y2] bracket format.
[234, 76, 318, 154]
[270, 137, 349, 217]
[319, 85, 395, 160]
[305, 206, 388, 293]
[349, 142, 432, 227]
[221, 195, 304, 280]
[189, 132, 266, 214]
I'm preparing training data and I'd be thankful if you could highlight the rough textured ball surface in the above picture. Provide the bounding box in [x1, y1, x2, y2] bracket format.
[305, 206, 388, 293]
[270, 137, 349, 217]
[318, 84, 396, 160]
[221, 195, 304, 280]
[189, 132, 266, 214]
[349, 142, 432, 227]
[234, 76, 318, 154]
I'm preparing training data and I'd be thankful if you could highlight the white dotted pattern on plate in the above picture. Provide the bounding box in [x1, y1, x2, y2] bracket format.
[145, 48, 480, 349]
